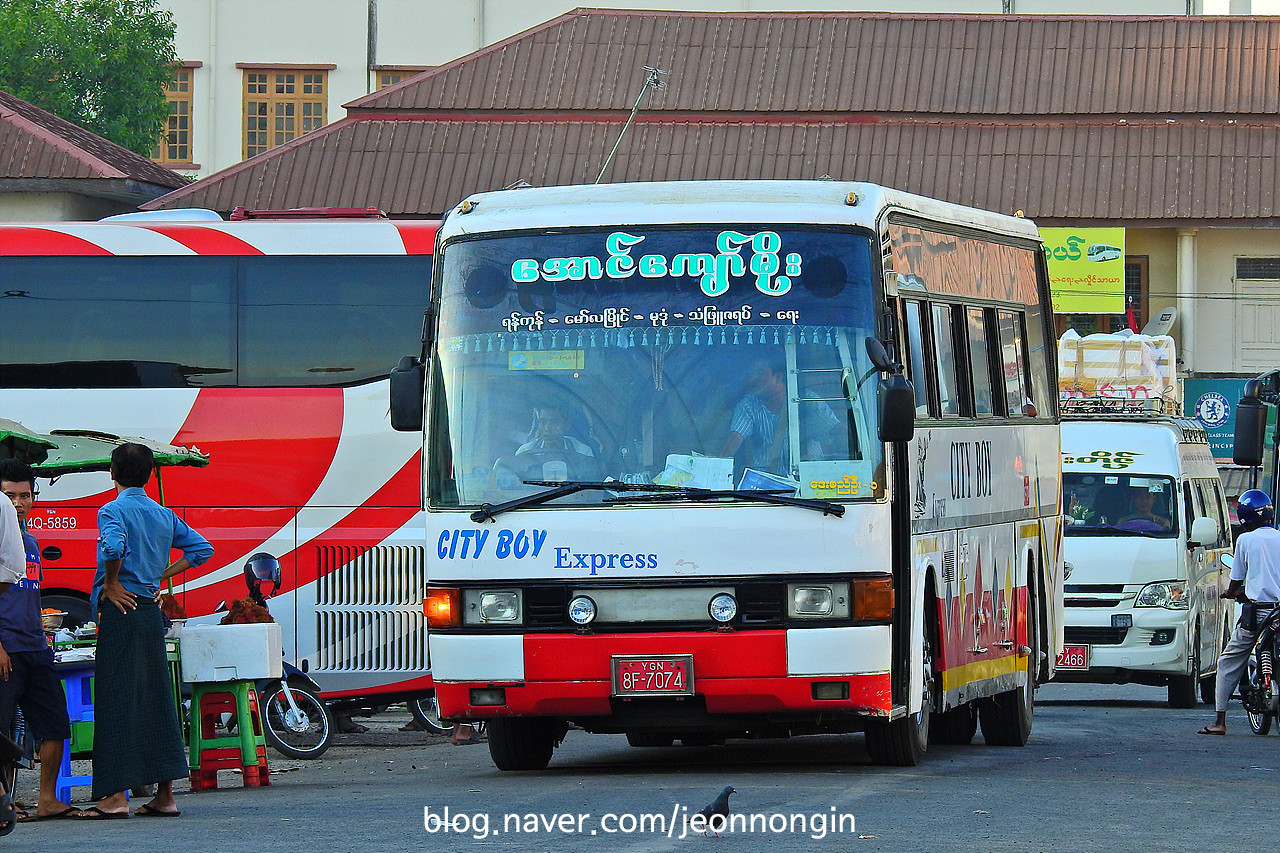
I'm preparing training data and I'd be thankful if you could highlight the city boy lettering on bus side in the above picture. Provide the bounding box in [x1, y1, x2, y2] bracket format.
[393, 180, 1064, 771]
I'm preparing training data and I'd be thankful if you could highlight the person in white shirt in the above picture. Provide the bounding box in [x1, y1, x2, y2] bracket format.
[1198, 489, 1280, 736]
[0, 492, 22, 588]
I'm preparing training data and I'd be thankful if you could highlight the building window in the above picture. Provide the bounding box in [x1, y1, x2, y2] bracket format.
[242, 68, 328, 158]
[1237, 257, 1280, 280]
[153, 67, 194, 165]
[374, 66, 429, 90]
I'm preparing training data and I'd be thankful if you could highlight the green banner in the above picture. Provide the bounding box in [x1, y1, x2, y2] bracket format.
[1043, 227, 1125, 314]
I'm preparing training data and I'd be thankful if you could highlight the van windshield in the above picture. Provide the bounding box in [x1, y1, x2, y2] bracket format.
[1063, 473, 1178, 538]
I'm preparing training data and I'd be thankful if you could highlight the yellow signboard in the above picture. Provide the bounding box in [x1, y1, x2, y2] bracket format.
[508, 350, 585, 371]
[1042, 227, 1125, 314]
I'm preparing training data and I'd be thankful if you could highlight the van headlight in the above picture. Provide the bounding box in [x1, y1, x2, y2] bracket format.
[787, 583, 851, 619]
[463, 589, 523, 624]
[1134, 582, 1188, 610]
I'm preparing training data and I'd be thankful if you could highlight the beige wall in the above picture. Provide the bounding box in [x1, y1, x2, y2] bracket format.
[0, 193, 134, 221]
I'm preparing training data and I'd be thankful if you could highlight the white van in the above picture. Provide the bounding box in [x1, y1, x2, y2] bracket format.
[1055, 415, 1233, 707]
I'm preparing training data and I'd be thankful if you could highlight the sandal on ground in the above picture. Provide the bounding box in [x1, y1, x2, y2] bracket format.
[1196, 726, 1226, 736]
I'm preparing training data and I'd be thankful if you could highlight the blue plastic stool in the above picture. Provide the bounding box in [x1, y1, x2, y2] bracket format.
[55, 663, 94, 803]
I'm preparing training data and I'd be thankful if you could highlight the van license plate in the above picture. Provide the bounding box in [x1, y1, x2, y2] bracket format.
[612, 655, 694, 697]
[1056, 644, 1089, 670]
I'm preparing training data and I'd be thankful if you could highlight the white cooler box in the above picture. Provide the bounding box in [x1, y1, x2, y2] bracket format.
[179, 623, 284, 682]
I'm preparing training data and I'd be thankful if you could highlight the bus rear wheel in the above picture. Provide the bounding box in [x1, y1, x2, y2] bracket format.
[979, 639, 1035, 746]
[930, 703, 977, 746]
[487, 718, 563, 771]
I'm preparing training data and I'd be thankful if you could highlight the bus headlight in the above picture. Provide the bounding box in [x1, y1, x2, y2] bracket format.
[463, 590, 523, 624]
[709, 593, 738, 623]
[787, 583, 851, 619]
[1135, 581, 1189, 610]
[568, 595, 597, 626]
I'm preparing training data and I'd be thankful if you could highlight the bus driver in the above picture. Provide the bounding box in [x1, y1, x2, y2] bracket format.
[491, 405, 604, 488]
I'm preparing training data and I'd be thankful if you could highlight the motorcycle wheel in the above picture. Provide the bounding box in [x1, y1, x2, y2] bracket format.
[260, 681, 333, 759]
[408, 693, 450, 735]
[1244, 658, 1273, 736]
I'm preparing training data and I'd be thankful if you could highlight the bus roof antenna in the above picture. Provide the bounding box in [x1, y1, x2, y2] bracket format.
[595, 66, 667, 185]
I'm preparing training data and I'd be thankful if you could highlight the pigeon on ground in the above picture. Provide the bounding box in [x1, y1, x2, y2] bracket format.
[697, 785, 735, 836]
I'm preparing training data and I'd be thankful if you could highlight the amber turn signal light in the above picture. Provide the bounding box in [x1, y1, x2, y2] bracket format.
[425, 588, 461, 628]
[852, 576, 895, 622]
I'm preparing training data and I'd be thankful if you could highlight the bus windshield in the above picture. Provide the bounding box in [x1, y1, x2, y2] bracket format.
[430, 225, 884, 508]
[1063, 472, 1179, 538]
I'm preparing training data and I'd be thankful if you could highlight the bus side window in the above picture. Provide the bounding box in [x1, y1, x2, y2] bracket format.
[930, 303, 961, 417]
[997, 310, 1030, 416]
[966, 307, 995, 418]
[902, 300, 931, 418]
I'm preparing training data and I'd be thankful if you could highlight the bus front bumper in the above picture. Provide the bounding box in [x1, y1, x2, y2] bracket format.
[430, 627, 892, 719]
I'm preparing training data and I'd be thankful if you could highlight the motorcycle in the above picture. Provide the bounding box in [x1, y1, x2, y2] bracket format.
[1242, 600, 1280, 735]
[236, 554, 335, 759]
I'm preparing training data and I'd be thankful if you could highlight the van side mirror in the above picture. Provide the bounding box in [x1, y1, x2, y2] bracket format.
[878, 375, 916, 443]
[1234, 396, 1267, 467]
[389, 355, 425, 432]
[1189, 516, 1218, 548]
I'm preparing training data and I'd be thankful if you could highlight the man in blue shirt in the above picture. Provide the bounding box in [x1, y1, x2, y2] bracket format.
[86, 443, 212, 819]
[0, 459, 79, 822]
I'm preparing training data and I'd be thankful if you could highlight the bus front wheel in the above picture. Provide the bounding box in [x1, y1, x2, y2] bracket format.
[487, 718, 565, 771]
[864, 611, 932, 766]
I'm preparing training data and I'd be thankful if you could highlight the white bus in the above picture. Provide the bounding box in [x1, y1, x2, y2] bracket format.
[392, 180, 1064, 768]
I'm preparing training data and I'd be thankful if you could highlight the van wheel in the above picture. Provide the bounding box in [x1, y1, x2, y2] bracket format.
[1168, 629, 1200, 708]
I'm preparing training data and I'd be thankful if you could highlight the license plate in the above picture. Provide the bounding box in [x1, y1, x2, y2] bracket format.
[1056, 644, 1090, 670]
[611, 655, 694, 697]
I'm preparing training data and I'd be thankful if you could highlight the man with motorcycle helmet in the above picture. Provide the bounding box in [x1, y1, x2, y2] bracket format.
[1198, 489, 1280, 735]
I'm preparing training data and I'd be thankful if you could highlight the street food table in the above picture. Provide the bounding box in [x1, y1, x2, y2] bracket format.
[50, 637, 183, 801]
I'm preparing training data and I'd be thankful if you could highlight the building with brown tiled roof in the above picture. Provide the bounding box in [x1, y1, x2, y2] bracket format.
[0, 90, 188, 221]
[143, 9, 1280, 415]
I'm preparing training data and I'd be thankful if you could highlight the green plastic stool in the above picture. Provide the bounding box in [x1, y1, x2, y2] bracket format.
[188, 681, 270, 790]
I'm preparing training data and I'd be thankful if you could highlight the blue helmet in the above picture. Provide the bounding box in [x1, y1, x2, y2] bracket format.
[1238, 489, 1275, 526]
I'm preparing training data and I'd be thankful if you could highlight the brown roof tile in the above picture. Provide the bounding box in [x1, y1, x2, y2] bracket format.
[348, 11, 1280, 118]
[145, 10, 1280, 221]
[144, 116, 1280, 222]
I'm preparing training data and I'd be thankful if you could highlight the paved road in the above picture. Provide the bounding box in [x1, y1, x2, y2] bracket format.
[11, 684, 1275, 851]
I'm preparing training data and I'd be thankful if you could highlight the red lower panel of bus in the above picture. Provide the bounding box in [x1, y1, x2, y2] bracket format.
[435, 631, 892, 718]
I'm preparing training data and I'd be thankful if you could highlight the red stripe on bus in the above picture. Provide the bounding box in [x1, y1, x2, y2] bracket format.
[0, 228, 111, 256]
[167, 388, 345, 508]
[393, 222, 438, 255]
[139, 225, 266, 255]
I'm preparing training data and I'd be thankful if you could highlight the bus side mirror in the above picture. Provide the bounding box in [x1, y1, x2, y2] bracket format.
[878, 375, 915, 443]
[1234, 396, 1267, 467]
[390, 355, 425, 432]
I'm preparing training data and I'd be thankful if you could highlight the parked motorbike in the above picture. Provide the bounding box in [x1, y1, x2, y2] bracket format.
[240, 553, 334, 759]
[1242, 601, 1280, 735]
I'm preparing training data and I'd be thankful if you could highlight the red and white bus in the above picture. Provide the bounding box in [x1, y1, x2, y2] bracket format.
[392, 180, 1065, 769]
[0, 209, 437, 705]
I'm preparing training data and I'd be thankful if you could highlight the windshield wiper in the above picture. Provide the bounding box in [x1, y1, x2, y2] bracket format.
[470, 481, 691, 522]
[471, 481, 846, 521]
[602, 487, 845, 517]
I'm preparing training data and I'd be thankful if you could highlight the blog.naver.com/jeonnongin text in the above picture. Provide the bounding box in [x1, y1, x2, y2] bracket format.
[423, 805, 856, 840]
